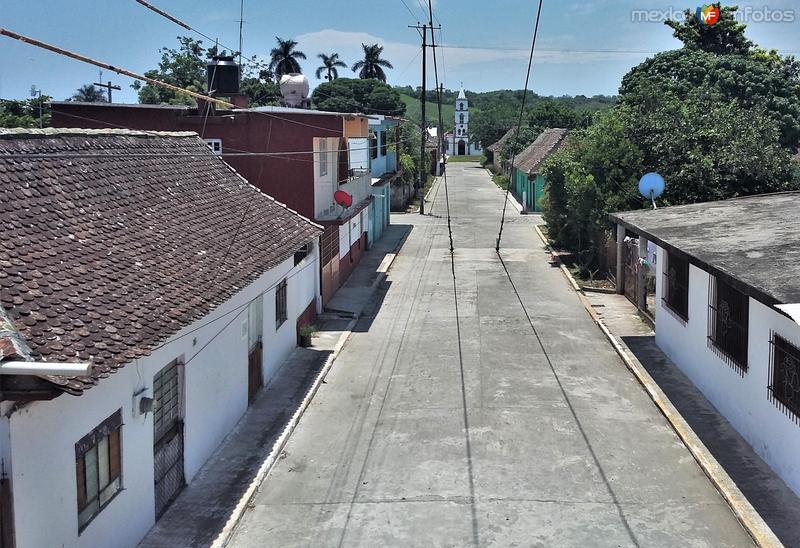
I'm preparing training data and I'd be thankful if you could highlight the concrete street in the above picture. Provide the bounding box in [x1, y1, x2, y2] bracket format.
[229, 163, 754, 547]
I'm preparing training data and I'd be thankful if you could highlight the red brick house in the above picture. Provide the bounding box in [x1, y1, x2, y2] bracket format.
[51, 102, 374, 305]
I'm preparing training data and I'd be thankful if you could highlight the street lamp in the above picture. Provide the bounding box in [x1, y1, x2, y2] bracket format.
[30, 85, 42, 128]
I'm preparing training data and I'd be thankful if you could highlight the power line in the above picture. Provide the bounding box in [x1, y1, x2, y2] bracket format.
[0, 27, 397, 136]
[134, 0, 239, 55]
[398, 0, 421, 22]
[496, 0, 545, 252]
[424, 0, 478, 544]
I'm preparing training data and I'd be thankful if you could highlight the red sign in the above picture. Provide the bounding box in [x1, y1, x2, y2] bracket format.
[334, 190, 353, 208]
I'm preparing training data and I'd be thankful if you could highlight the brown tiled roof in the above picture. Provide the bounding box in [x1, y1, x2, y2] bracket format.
[0, 129, 322, 396]
[515, 128, 569, 175]
[486, 126, 517, 153]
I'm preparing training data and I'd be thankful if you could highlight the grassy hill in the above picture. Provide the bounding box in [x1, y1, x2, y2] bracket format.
[399, 93, 458, 130]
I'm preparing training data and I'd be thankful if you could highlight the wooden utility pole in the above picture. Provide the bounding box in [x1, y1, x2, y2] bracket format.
[409, 23, 428, 215]
[93, 80, 121, 102]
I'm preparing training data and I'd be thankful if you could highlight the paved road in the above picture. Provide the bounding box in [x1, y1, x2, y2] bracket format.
[229, 163, 753, 547]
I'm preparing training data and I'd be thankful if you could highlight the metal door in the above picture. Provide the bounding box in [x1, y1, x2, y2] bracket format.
[623, 239, 639, 306]
[153, 360, 184, 519]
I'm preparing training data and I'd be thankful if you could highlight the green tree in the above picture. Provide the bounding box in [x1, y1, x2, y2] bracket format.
[471, 105, 517, 150]
[351, 44, 394, 82]
[269, 37, 306, 78]
[71, 84, 107, 103]
[240, 55, 281, 106]
[135, 36, 210, 105]
[311, 78, 405, 115]
[620, 48, 800, 148]
[315, 53, 347, 81]
[528, 99, 581, 129]
[665, 3, 752, 55]
[0, 97, 51, 128]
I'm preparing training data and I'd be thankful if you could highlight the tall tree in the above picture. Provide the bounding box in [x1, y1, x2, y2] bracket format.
[269, 37, 306, 78]
[135, 36, 210, 105]
[665, 3, 752, 55]
[311, 78, 405, 116]
[315, 53, 347, 81]
[70, 84, 107, 103]
[351, 44, 394, 82]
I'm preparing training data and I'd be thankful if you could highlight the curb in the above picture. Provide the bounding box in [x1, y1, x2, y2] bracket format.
[533, 224, 782, 548]
[211, 248, 403, 548]
[484, 168, 523, 214]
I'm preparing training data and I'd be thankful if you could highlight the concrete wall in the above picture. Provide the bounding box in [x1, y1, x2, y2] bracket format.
[654, 245, 800, 496]
[6, 249, 319, 548]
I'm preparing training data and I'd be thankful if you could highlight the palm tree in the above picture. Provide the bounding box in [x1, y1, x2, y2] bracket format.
[351, 44, 394, 82]
[315, 53, 347, 81]
[71, 84, 107, 102]
[269, 37, 307, 78]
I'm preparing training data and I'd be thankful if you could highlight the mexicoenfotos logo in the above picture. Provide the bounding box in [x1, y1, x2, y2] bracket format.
[697, 4, 721, 26]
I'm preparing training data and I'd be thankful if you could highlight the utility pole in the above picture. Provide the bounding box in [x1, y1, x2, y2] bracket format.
[409, 23, 427, 215]
[30, 85, 42, 128]
[439, 83, 445, 172]
[93, 80, 121, 103]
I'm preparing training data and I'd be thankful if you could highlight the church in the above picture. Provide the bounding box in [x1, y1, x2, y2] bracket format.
[445, 88, 483, 157]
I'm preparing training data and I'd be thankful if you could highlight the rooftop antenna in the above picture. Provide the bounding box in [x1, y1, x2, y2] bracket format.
[639, 172, 665, 210]
[238, 0, 244, 66]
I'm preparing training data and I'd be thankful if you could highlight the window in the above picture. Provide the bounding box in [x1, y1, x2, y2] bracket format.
[204, 138, 222, 155]
[708, 275, 749, 374]
[769, 333, 800, 423]
[319, 138, 328, 177]
[275, 279, 288, 329]
[76, 410, 122, 531]
[294, 242, 312, 266]
[459, 113, 465, 124]
[370, 133, 378, 160]
[662, 250, 689, 321]
[380, 131, 387, 157]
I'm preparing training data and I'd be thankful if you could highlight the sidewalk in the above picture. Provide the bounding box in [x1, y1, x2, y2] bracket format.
[584, 291, 800, 547]
[139, 223, 411, 548]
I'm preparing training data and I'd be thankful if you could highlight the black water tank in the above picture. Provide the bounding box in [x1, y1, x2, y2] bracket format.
[207, 56, 240, 95]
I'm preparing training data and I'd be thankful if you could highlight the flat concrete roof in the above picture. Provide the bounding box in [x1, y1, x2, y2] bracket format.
[610, 191, 800, 307]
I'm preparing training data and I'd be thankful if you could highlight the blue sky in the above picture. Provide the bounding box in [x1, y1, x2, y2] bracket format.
[1, 0, 798, 102]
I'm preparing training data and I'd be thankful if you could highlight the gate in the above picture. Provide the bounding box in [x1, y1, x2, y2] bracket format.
[153, 359, 184, 519]
[623, 238, 639, 306]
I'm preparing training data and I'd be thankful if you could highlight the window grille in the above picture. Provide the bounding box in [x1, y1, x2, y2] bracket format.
[380, 131, 388, 157]
[769, 332, 800, 423]
[75, 410, 122, 531]
[662, 250, 689, 322]
[276, 279, 288, 329]
[370, 133, 378, 160]
[708, 275, 749, 375]
[319, 138, 328, 177]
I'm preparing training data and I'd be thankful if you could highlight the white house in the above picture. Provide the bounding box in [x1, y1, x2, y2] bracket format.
[610, 192, 800, 497]
[445, 88, 483, 157]
[0, 128, 322, 547]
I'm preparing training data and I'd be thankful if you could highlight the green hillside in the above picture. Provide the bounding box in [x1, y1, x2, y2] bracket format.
[399, 94, 458, 130]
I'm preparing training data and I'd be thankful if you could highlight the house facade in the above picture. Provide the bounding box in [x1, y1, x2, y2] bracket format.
[367, 115, 402, 244]
[511, 128, 568, 212]
[485, 126, 516, 173]
[51, 102, 376, 306]
[0, 129, 322, 547]
[611, 192, 800, 498]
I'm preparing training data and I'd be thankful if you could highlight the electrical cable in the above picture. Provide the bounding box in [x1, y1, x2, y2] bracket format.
[134, 0, 239, 56]
[496, 0, 544, 252]
[425, 1, 479, 545]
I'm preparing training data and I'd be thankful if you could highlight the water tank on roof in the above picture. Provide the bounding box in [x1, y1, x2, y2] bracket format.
[279, 73, 310, 108]
[207, 56, 240, 96]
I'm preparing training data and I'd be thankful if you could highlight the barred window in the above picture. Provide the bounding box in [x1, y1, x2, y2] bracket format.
[275, 279, 288, 329]
[769, 333, 800, 423]
[319, 138, 328, 177]
[663, 250, 689, 321]
[380, 131, 388, 156]
[708, 275, 749, 374]
[76, 410, 122, 531]
[370, 133, 378, 160]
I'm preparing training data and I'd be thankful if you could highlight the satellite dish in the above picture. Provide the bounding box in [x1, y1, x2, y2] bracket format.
[334, 190, 353, 208]
[639, 172, 665, 209]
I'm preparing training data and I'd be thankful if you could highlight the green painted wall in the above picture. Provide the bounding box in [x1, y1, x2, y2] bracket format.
[511, 169, 546, 212]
